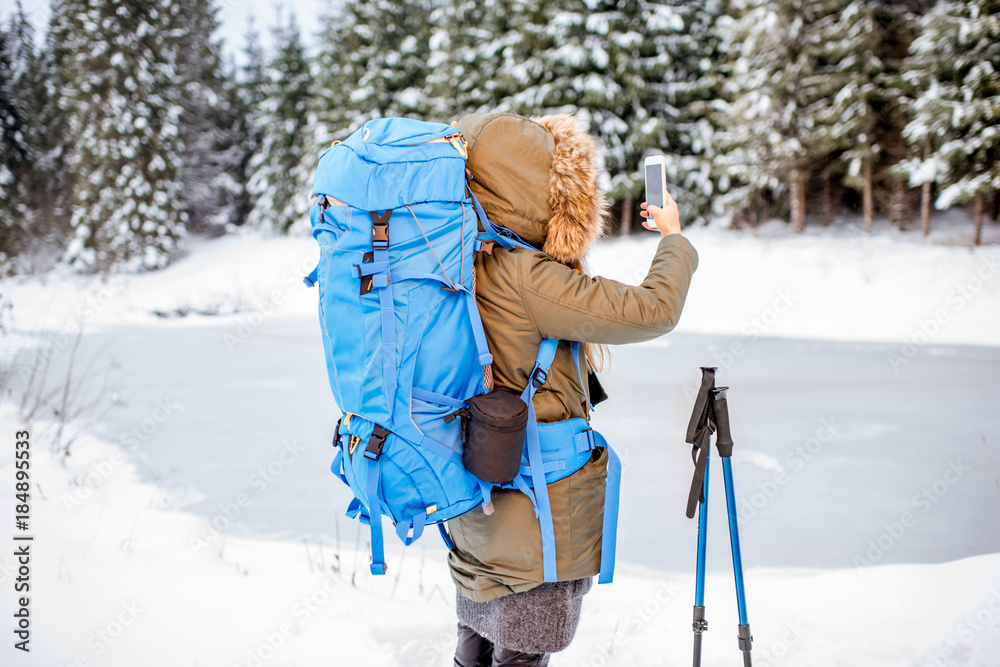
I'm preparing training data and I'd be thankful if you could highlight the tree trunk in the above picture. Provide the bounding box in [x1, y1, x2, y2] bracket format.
[921, 180, 932, 237]
[620, 195, 633, 235]
[863, 161, 873, 233]
[973, 196, 983, 246]
[890, 179, 908, 231]
[800, 175, 808, 232]
[992, 191, 999, 222]
[791, 171, 806, 233]
[921, 140, 932, 237]
[821, 179, 833, 226]
[761, 194, 770, 226]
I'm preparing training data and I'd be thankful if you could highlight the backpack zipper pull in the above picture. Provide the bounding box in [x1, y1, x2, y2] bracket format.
[447, 133, 468, 159]
[443, 407, 470, 424]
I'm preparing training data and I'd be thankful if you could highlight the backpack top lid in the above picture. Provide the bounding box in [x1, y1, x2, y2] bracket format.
[312, 118, 469, 212]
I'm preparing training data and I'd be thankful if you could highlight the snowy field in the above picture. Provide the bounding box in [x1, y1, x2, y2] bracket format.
[1, 215, 999, 666]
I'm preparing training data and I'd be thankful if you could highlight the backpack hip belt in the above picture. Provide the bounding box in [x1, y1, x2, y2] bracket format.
[513, 338, 621, 585]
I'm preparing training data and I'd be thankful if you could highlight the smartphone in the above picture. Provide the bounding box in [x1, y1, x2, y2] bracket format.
[643, 155, 667, 229]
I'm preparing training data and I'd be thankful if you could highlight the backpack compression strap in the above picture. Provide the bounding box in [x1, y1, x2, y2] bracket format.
[363, 424, 391, 574]
[368, 211, 398, 417]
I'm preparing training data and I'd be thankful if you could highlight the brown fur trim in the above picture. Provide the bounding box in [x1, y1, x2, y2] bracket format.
[531, 115, 609, 265]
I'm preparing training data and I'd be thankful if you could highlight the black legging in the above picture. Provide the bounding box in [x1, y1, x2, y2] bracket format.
[454, 623, 550, 667]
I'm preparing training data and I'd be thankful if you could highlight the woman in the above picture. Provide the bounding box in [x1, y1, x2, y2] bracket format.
[448, 112, 699, 666]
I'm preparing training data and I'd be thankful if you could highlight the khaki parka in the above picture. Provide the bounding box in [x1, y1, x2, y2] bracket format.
[447, 113, 699, 603]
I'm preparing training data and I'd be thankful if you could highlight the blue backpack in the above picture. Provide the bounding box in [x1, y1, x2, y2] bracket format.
[304, 118, 620, 583]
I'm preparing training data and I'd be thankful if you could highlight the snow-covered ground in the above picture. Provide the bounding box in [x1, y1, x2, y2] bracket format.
[3, 211, 998, 346]
[1, 217, 999, 666]
[2, 416, 999, 667]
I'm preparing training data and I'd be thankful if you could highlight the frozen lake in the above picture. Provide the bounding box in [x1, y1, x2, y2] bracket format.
[56, 316, 1000, 576]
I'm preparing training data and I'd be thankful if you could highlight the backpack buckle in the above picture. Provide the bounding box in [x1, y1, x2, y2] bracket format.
[365, 425, 391, 461]
[370, 211, 391, 249]
[332, 417, 343, 448]
[531, 366, 548, 388]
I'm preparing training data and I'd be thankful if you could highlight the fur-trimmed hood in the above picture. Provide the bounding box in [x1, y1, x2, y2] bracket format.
[457, 113, 609, 266]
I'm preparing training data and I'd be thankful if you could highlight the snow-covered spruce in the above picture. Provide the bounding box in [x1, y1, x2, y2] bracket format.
[898, 0, 1000, 245]
[245, 7, 313, 234]
[54, 0, 189, 272]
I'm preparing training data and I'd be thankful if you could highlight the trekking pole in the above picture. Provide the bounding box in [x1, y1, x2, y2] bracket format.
[692, 442, 710, 666]
[684, 368, 753, 667]
[685, 368, 715, 666]
[713, 386, 753, 666]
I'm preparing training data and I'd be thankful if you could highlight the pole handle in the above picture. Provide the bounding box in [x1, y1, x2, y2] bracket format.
[712, 387, 734, 458]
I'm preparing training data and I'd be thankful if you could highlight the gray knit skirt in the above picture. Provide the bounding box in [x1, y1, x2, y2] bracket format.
[455, 577, 593, 654]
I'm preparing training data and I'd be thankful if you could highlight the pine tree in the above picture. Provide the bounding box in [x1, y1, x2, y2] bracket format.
[425, 0, 519, 119]
[485, 1, 703, 230]
[713, 0, 871, 231]
[54, 0, 187, 272]
[311, 1, 359, 144]
[35, 1, 75, 249]
[713, 0, 803, 229]
[1, 2, 70, 270]
[312, 0, 434, 145]
[231, 15, 268, 227]
[852, 3, 925, 232]
[493, 0, 586, 116]
[899, 0, 999, 244]
[819, 0, 883, 230]
[0, 5, 33, 260]
[245, 9, 313, 233]
[173, 0, 242, 234]
[582, 0, 668, 229]
[642, 1, 728, 229]
[0, 22, 21, 263]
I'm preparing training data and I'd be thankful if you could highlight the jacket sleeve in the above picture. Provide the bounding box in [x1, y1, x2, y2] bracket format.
[518, 234, 699, 345]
